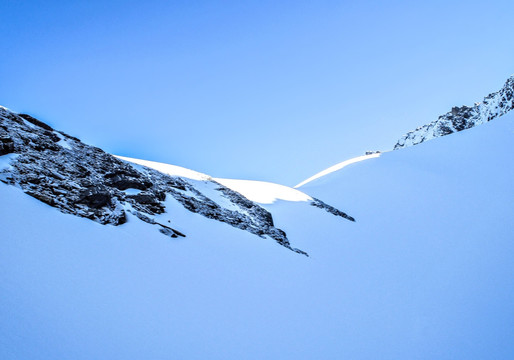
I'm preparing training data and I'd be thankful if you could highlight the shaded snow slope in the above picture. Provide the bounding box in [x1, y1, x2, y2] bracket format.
[394, 75, 514, 149]
[1, 111, 513, 359]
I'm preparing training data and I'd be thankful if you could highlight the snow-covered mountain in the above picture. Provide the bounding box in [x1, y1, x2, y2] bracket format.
[0, 106, 355, 256]
[1, 93, 513, 359]
[394, 75, 514, 149]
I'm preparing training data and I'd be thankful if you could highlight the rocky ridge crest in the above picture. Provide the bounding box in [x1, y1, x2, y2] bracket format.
[394, 75, 514, 149]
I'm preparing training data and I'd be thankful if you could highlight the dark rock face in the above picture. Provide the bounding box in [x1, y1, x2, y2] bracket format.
[107, 176, 152, 191]
[0, 106, 308, 254]
[0, 134, 14, 155]
[78, 186, 112, 209]
[311, 199, 355, 222]
[395, 75, 514, 149]
[104, 169, 153, 191]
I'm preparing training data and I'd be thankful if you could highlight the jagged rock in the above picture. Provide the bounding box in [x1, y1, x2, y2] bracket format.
[129, 193, 159, 205]
[19, 113, 54, 131]
[77, 187, 112, 208]
[106, 174, 152, 190]
[395, 75, 514, 149]
[311, 198, 355, 222]
[44, 130, 61, 143]
[73, 164, 91, 178]
[0, 135, 14, 155]
[24, 175, 41, 184]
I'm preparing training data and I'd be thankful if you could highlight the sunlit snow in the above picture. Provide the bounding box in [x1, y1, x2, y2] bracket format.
[294, 152, 381, 188]
[116, 156, 314, 205]
[115, 155, 210, 181]
[215, 178, 312, 204]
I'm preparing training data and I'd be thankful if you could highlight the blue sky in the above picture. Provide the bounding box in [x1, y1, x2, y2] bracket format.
[1, 0, 513, 185]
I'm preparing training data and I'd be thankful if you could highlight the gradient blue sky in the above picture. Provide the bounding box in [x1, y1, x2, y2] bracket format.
[1, 0, 513, 185]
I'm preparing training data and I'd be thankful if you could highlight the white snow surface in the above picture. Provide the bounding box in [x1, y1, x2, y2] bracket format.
[294, 152, 381, 188]
[56, 134, 73, 150]
[117, 155, 314, 205]
[115, 155, 210, 181]
[215, 178, 313, 204]
[1, 113, 514, 359]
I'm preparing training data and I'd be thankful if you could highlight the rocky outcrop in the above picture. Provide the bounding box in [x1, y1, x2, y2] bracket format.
[394, 75, 514, 149]
[0, 106, 307, 253]
[311, 198, 355, 222]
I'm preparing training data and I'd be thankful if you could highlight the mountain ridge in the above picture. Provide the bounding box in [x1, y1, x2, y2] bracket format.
[0, 105, 355, 256]
[394, 74, 514, 149]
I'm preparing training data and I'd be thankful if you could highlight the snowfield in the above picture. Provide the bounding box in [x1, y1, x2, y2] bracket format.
[1, 113, 513, 359]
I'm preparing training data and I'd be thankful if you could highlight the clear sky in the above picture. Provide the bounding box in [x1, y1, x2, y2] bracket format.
[1, 0, 513, 185]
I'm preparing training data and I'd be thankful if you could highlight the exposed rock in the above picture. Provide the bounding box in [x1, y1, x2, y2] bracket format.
[77, 186, 112, 209]
[395, 75, 514, 149]
[106, 173, 152, 190]
[0, 134, 14, 155]
[19, 113, 54, 131]
[311, 198, 355, 222]
[128, 193, 159, 205]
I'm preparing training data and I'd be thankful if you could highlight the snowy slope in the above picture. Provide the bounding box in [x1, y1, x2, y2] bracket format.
[1, 112, 513, 359]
